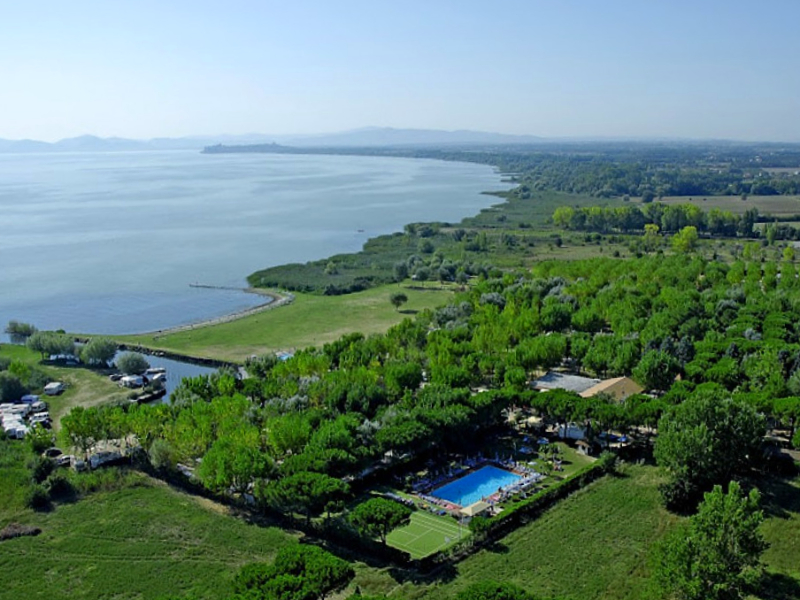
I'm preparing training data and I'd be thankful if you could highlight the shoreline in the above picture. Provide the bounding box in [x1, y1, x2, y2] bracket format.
[146, 288, 295, 339]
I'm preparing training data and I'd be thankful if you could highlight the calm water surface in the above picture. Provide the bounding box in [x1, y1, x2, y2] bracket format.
[0, 151, 506, 336]
[111, 350, 217, 402]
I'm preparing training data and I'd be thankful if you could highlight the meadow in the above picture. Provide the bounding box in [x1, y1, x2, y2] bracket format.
[116, 285, 454, 363]
[0, 471, 296, 600]
[656, 194, 800, 216]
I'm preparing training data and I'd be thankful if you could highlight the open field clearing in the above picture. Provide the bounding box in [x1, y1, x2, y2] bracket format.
[656, 195, 800, 216]
[116, 285, 453, 363]
[0, 473, 296, 600]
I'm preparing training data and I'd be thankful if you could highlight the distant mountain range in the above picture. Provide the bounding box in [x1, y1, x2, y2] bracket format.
[0, 128, 546, 153]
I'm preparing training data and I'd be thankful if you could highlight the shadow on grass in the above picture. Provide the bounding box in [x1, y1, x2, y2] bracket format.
[759, 476, 800, 521]
[399, 309, 419, 315]
[759, 572, 800, 600]
[388, 562, 458, 587]
[485, 541, 509, 554]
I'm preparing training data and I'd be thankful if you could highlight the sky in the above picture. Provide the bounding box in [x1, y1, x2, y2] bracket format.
[2, 0, 799, 142]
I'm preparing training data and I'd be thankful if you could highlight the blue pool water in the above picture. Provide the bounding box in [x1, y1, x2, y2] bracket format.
[432, 466, 521, 507]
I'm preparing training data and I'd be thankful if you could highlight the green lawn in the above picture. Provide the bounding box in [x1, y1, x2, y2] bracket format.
[387, 511, 468, 559]
[115, 285, 454, 363]
[0, 472, 296, 600]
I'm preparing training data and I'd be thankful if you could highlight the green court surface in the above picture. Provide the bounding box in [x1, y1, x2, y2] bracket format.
[386, 510, 469, 559]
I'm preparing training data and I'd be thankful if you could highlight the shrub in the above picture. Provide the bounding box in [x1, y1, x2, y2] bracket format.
[148, 439, 177, 472]
[596, 450, 619, 474]
[28, 456, 54, 484]
[25, 485, 51, 511]
[45, 471, 76, 501]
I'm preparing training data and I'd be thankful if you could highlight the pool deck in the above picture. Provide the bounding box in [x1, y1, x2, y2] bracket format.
[411, 458, 542, 516]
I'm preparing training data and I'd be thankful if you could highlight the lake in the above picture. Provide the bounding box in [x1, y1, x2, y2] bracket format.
[0, 151, 506, 337]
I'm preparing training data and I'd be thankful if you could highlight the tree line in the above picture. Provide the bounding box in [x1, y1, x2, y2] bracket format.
[63, 255, 800, 518]
[552, 203, 764, 237]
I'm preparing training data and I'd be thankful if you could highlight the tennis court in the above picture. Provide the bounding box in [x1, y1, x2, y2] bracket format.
[386, 510, 468, 559]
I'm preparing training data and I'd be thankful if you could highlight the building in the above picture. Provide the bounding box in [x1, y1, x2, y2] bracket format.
[532, 372, 643, 402]
[579, 376, 643, 402]
[531, 372, 600, 395]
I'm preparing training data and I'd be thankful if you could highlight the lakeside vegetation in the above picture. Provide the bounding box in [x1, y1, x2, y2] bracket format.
[3, 142, 800, 600]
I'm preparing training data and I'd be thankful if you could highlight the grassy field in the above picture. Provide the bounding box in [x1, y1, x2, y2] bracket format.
[387, 511, 467, 559]
[403, 466, 673, 600]
[759, 475, 800, 590]
[115, 285, 454, 363]
[656, 194, 800, 216]
[0, 345, 128, 429]
[1, 454, 796, 600]
[0, 471, 297, 600]
[353, 466, 800, 600]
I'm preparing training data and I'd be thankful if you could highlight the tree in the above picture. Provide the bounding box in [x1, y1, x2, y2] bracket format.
[672, 226, 699, 253]
[197, 427, 273, 493]
[389, 292, 408, 312]
[61, 406, 105, 456]
[644, 223, 660, 252]
[414, 266, 431, 284]
[115, 352, 150, 375]
[0, 372, 28, 403]
[393, 261, 409, 282]
[552, 206, 575, 228]
[652, 482, 767, 600]
[468, 515, 492, 542]
[26, 331, 75, 360]
[5, 320, 37, 344]
[80, 337, 118, 366]
[348, 497, 412, 545]
[633, 351, 680, 392]
[259, 472, 350, 524]
[654, 391, 765, 511]
[235, 545, 354, 600]
[456, 581, 540, 600]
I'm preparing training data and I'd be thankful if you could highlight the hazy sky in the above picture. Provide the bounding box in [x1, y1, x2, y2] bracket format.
[2, 0, 799, 142]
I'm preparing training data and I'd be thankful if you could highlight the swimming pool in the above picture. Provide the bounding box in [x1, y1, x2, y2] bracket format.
[431, 465, 521, 507]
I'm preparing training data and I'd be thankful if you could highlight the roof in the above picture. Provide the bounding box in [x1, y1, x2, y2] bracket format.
[579, 376, 644, 399]
[461, 500, 491, 517]
[531, 372, 600, 394]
